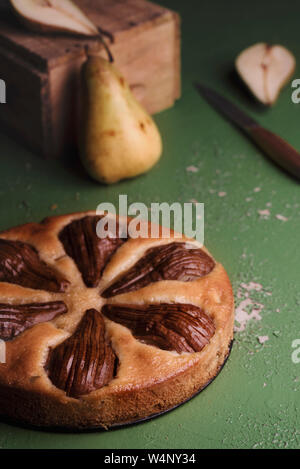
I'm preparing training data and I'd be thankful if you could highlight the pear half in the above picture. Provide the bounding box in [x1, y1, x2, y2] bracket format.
[79, 57, 162, 184]
[236, 43, 296, 105]
[10, 0, 98, 35]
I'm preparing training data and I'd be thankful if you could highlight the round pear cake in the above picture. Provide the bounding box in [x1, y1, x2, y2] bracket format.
[0, 211, 234, 429]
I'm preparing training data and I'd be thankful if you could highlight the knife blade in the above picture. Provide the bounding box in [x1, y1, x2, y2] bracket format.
[195, 83, 300, 180]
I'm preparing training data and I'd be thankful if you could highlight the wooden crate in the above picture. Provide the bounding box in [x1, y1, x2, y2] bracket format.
[0, 0, 181, 158]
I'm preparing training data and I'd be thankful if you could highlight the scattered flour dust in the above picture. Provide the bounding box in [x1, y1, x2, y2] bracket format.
[258, 335, 269, 344]
[234, 282, 271, 332]
[258, 209, 270, 220]
[276, 214, 288, 222]
[186, 165, 198, 173]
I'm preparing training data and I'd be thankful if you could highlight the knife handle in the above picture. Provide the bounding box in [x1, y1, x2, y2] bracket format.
[247, 125, 300, 180]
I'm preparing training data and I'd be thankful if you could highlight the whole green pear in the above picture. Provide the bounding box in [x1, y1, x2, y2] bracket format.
[79, 56, 163, 184]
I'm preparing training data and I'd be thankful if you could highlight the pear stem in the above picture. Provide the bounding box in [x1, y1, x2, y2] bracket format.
[97, 28, 114, 63]
[99, 34, 114, 63]
[98, 27, 114, 44]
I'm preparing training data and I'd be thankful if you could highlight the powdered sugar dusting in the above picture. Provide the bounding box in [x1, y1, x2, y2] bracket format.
[258, 209, 270, 219]
[240, 282, 263, 292]
[258, 335, 269, 344]
[235, 298, 264, 332]
[276, 214, 288, 222]
[235, 282, 271, 332]
[186, 165, 198, 173]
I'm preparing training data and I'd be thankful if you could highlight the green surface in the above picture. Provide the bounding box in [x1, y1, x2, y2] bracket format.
[0, 0, 300, 449]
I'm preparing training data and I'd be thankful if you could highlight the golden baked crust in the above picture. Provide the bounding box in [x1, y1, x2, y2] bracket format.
[0, 211, 234, 429]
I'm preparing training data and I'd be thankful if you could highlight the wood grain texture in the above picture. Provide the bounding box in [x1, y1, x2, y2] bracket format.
[0, 0, 181, 158]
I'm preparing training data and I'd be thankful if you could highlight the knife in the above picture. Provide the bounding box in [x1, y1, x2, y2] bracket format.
[195, 83, 300, 180]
